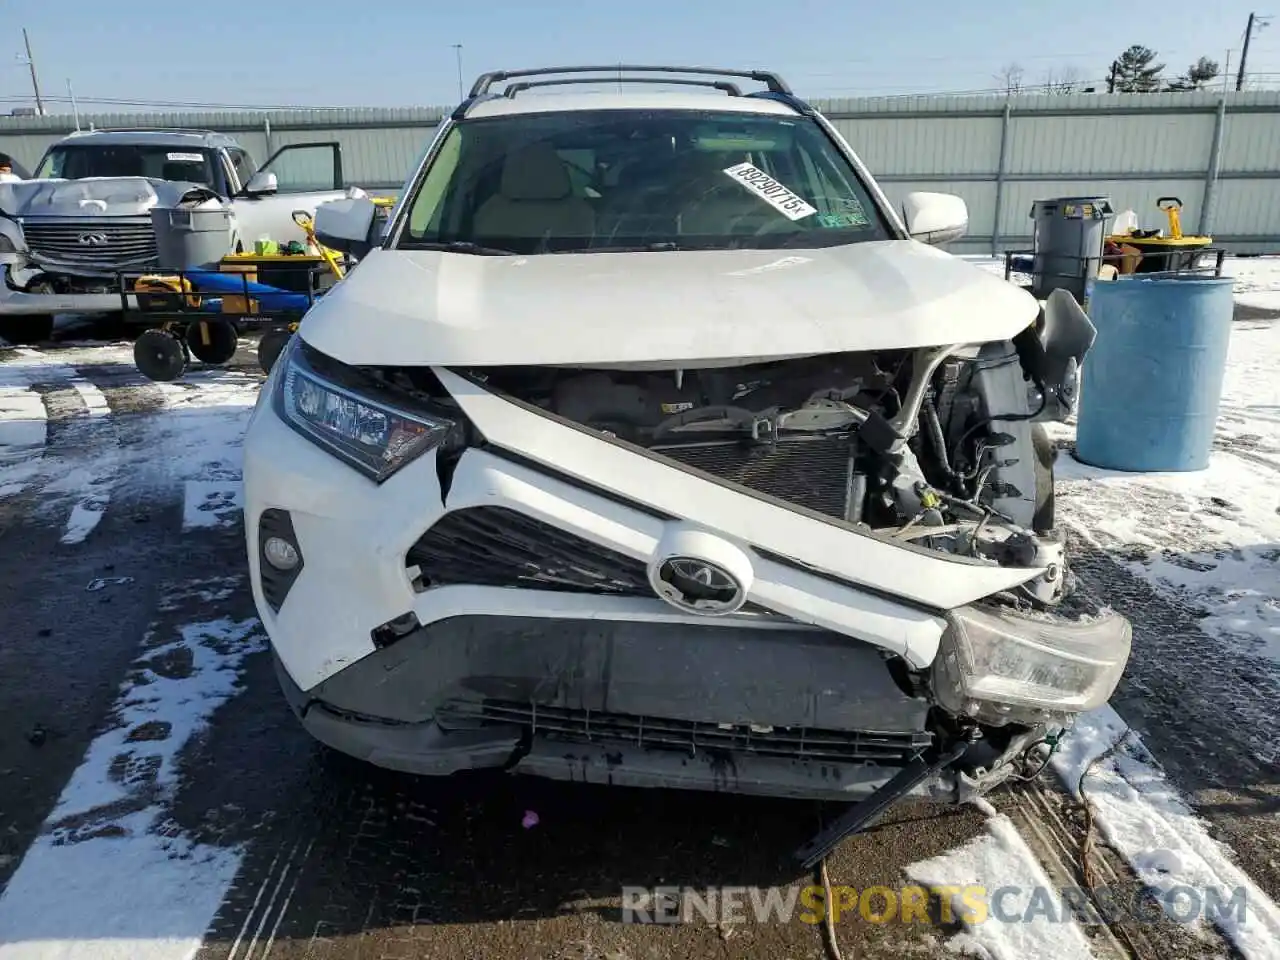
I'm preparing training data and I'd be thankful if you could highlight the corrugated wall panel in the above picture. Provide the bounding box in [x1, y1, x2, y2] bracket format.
[831, 117, 1001, 176]
[997, 179, 1204, 239]
[877, 180, 998, 235]
[1206, 180, 1279, 236]
[270, 125, 432, 188]
[1007, 114, 1214, 175]
[0, 94, 1276, 245]
[1220, 113, 1280, 171]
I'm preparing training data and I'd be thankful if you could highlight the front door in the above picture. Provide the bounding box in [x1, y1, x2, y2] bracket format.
[230, 142, 348, 249]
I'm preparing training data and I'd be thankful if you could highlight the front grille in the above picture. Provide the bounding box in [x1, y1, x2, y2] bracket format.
[653, 434, 855, 520]
[21, 218, 158, 269]
[407, 506, 651, 594]
[438, 699, 932, 765]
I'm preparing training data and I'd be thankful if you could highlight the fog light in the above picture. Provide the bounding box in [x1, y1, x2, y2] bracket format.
[263, 536, 300, 571]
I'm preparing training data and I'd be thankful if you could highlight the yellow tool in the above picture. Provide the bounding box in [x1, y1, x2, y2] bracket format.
[1157, 197, 1184, 239]
[292, 209, 346, 280]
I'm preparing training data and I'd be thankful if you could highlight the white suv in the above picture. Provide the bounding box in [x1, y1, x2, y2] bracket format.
[243, 66, 1131, 808]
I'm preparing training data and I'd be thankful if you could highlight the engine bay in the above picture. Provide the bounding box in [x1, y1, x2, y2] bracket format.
[449, 343, 1067, 607]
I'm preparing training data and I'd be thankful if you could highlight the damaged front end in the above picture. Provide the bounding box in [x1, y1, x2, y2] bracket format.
[0, 177, 224, 311]
[261, 294, 1129, 812]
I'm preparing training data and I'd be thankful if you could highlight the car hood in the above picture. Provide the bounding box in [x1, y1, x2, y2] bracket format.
[300, 240, 1040, 367]
[0, 177, 219, 219]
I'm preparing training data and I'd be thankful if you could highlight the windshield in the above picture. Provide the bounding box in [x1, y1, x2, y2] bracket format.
[34, 145, 219, 189]
[399, 108, 892, 254]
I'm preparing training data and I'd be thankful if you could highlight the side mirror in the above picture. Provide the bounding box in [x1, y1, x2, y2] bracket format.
[902, 192, 968, 245]
[313, 195, 377, 258]
[244, 171, 278, 197]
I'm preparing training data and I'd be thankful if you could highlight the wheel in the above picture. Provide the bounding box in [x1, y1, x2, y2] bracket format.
[184, 318, 239, 365]
[1030, 423, 1056, 533]
[133, 329, 188, 382]
[0, 315, 54, 345]
[257, 328, 293, 374]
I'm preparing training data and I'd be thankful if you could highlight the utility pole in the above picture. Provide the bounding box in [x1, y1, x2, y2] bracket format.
[67, 79, 79, 131]
[1106, 61, 1119, 93]
[452, 44, 464, 102]
[1237, 12, 1273, 90]
[22, 28, 43, 115]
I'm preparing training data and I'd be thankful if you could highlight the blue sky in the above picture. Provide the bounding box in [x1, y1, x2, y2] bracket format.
[4, 0, 1278, 111]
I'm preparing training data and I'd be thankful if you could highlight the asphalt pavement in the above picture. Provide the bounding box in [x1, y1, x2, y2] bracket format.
[0, 330, 1271, 960]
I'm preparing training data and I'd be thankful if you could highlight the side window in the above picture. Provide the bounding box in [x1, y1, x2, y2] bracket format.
[228, 148, 257, 190]
[258, 143, 342, 193]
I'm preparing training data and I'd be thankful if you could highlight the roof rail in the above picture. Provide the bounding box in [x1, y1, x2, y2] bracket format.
[503, 76, 743, 97]
[66, 127, 222, 137]
[468, 64, 794, 98]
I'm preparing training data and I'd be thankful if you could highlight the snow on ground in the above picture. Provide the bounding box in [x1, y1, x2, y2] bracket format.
[0, 580, 265, 960]
[946, 255, 1280, 956]
[1223, 257, 1280, 313]
[907, 814, 1100, 960]
[0, 344, 260, 538]
[1052, 707, 1280, 959]
[151, 370, 259, 532]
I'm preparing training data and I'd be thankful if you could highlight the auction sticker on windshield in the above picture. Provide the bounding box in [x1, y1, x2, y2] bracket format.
[723, 163, 817, 221]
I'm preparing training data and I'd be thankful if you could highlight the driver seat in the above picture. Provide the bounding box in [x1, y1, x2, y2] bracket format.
[473, 141, 595, 239]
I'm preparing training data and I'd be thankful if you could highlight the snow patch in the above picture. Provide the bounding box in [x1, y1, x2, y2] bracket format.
[0, 602, 265, 960]
[1053, 706, 1280, 959]
[906, 815, 1098, 960]
[181, 480, 243, 531]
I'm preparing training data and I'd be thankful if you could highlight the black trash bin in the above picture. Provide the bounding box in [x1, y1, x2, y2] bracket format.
[1029, 197, 1114, 309]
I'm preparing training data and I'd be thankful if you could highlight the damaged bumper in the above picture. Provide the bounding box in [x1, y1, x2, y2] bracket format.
[244, 339, 1132, 799]
[0, 263, 136, 315]
[271, 617, 960, 802]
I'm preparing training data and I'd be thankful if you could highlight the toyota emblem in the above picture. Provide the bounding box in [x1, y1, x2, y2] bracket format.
[653, 556, 745, 615]
[77, 233, 109, 246]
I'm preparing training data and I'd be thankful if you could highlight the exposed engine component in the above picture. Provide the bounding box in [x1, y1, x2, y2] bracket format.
[460, 342, 1066, 605]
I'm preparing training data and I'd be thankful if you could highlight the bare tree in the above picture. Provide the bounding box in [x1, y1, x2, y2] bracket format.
[996, 62, 1026, 95]
[1043, 65, 1082, 94]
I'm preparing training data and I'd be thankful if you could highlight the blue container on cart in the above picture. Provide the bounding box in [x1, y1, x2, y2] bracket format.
[1075, 275, 1234, 472]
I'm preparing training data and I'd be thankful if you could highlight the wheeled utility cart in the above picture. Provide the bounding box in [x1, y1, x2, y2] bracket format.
[118, 246, 347, 381]
[118, 208, 355, 382]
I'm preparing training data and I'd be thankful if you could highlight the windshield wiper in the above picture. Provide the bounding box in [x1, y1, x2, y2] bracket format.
[407, 240, 518, 256]
[554, 242, 682, 254]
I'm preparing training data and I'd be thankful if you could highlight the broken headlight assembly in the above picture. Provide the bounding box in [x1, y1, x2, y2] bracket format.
[931, 603, 1132, 724]
[271, 336, 458, 482]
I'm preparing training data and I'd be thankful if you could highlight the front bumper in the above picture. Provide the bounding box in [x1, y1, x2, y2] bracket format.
[0, 264, 135, 315]
[272, 615, 955, 802]
[244, 362, 1132, 791]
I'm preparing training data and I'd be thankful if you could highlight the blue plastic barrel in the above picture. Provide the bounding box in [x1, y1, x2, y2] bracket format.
[1074, 275, 1234, 472]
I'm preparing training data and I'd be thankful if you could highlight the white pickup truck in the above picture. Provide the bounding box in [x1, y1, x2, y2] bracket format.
[0, 128, 352, 342]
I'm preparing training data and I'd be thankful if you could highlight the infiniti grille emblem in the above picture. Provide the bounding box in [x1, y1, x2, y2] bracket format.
[77, 232, 109, 246]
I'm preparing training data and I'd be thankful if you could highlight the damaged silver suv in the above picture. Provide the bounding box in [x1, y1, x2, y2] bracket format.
[244, 66, 1131, 831]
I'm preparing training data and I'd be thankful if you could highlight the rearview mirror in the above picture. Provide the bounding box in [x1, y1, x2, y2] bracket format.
[244, 171, 278, 197]
[313, 195, 377, 258]
[902, 192, 968, 245]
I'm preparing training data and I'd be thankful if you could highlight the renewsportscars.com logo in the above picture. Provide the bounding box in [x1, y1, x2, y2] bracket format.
[621, 883, 1250, 927]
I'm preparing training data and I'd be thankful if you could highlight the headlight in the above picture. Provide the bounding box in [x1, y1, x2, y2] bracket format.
[932, 604, 1131, 724]
[271, 336, 458, 482]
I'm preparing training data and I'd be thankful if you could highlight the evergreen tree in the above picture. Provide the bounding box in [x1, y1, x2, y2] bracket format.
[1108, 46, 1166, 93]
